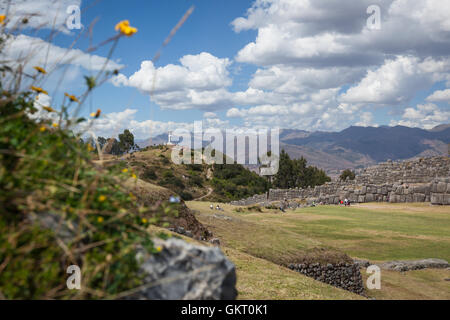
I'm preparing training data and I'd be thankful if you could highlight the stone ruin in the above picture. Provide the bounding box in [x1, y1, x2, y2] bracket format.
[230, 156, 450, 206]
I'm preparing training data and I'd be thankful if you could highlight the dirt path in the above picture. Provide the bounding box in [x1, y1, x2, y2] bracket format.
[194, 187, 213, 201]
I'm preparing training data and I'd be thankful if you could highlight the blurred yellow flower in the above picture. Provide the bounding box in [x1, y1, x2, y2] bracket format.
[98, 195, 107, 202]
[141, 218, 148, 224]
[131, 173, 137, 179]
[156, 246, 163, 252]
[33, 66, 47, 74]
[115, 20, 138, 36]
[87, 144, 95, 152]
[97, 216, 104, 223]
[52, 123, 59, 128]
[122, 168, 129, 173]
[64, 93, 79, 103]
[39, 126, 46, 132]
[90, 109, 101, 118]
[31, 86, 48, 95]
[42, 106, 55, 112]
[0, 15, 6, 25]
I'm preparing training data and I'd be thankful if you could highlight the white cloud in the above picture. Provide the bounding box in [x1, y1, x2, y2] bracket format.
[203, 112, 217, 118]
[1, 34, 123, 74]
[426, 89, 450, 102]
[390, 103, 450, 129]
[119, 52, 233, 110]
[355, 112, 376, 127]
[340, 56, 450, 105]
[0, 0, 82, 33]
[104, 0, 450, 133]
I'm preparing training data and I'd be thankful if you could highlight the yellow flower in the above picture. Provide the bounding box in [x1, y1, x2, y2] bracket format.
[131, 173, 137, 179]
[156, 246, 162, 253]
[115, 20, 138, 37]
[141, 218, 148, 224]
[64, 92, 79, 103]
[33, 66, 47, 74]
[52, 123, 59, 128]
[0, 15, 6, 25]
[122, 168, 129, 173]
[39, 126, 46, 132]
[97, 216, 104, 223]
[87, 144, 95, 152]
[90, 109, 101, 118]
[98, 195, 107, 202]
[31, 86, 48, 95]
[42, 106, 55, 112]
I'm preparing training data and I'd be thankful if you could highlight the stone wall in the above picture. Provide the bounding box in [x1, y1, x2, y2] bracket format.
[230, 156, 450, 206]
[355, 156, 449, 184]
[430, 177, 450, 205]
[288, 262, 365, 295]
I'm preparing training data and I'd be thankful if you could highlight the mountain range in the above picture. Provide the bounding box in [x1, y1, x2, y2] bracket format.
[136, 124, 450, 174]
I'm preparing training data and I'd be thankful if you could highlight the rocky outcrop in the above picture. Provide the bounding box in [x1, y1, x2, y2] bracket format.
[288, 262, 365, 295]
[380, 258, 450, 271]
[133, 238, 237, 300]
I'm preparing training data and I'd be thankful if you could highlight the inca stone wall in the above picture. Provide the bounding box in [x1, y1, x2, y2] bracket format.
[288, 262, 365, 295]
[230, 156, 450, 206]
[355, 157, 449, 184]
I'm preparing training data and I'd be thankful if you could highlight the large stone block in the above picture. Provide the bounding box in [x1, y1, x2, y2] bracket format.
[437, 182, 447, 193]
[360, 186, 366, 194]
[365, 193, 374, 202]
[413, 193, 426, 202]
[444, 194, 450, 205]
[431, 193, 444, 205]
[358, 195, 365, 203]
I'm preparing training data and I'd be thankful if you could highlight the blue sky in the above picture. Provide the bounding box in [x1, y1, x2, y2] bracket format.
[2, 0, 450, 139]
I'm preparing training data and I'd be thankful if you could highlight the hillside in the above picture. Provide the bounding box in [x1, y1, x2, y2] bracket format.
[102, 145, 270, 203]
[135, 125, 450, 174]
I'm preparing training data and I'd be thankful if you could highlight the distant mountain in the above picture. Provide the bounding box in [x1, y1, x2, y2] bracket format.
[281, 125, 450, 172]
[136, 124, 450, 173]
[135, 134, 168, 148]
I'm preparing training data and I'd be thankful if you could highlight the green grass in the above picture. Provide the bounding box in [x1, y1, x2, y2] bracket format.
[147, 225, 362, 300]
[187, 202, 450, 299]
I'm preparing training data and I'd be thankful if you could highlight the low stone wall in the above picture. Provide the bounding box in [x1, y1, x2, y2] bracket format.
[288, 262, 365, 295]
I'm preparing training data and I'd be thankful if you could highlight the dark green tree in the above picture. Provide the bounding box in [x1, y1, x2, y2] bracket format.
[118, 129, 134, 154]
[273, 149, 331, 189]
[340, 169, 356, 181]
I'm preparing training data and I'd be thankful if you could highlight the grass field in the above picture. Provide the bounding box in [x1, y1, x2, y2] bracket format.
[187, 201, 450, 299]
[147, 225, 361, 300]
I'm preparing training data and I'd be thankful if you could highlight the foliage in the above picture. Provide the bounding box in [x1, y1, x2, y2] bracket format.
[340, 169, 356, 181]
[211, 163, 270, 202]
[0, 17, 178, 299]
[273, 149, 331, 189]
[118, 129, 135, 154]
[0, 89, 177, 299]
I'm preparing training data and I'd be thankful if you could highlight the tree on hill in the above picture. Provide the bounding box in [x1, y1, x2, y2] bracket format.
[119, 129, 134, 154]
[273, 149, 331, 189]
[339, 169, 356, 181]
